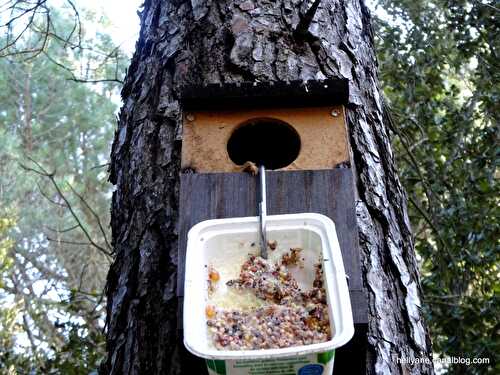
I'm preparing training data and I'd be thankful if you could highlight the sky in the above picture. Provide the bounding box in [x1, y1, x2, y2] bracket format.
[85, 0, 143, 56]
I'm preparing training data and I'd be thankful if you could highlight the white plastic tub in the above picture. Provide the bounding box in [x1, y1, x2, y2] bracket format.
[184, 213, 354, 375]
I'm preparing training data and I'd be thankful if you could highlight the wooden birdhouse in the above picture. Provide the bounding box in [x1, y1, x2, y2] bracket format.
[177, 79, 367, 374]
[180, 80, 350, 173]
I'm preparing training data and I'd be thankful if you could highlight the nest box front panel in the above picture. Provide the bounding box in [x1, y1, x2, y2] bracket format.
[181, 106, 348, 173]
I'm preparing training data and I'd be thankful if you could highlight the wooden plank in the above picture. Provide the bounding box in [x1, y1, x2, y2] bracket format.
[176, 172, 257, 297]
[266, 170, 362, 291]
[177, 169, 367, 324]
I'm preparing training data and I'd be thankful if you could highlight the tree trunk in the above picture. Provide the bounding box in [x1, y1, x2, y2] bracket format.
[102, 1, 434, 374]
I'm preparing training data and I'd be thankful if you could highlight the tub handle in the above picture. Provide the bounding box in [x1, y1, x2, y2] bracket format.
[259, 165, 268, 259]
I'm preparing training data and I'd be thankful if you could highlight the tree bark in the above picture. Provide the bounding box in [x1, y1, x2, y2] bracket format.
[102, 1, 434, 374]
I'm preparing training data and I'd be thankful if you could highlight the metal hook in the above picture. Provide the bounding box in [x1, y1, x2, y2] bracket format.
[259, 165, 268, 259]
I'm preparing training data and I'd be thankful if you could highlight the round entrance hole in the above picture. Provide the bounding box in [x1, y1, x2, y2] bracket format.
[227, 118, 301, 170]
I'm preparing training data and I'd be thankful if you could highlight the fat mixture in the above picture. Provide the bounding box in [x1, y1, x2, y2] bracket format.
[206, 246, 331, 350]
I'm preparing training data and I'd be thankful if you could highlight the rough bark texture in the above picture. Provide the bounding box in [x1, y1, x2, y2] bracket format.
[103, 1, 434, 374]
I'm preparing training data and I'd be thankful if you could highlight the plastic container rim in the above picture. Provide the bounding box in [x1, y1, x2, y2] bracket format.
[183, 213, 355, 360]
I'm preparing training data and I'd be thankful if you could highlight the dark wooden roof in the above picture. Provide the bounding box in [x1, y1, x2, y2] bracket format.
[180, 79, 349, 110]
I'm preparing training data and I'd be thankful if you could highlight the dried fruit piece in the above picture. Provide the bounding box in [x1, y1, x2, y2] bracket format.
[281, 247, 302, 266]
[267, 240, 277, 250]
[207, 265, 220, 296]
[205, 305, 216, 318]
[208, 266, 220, 282]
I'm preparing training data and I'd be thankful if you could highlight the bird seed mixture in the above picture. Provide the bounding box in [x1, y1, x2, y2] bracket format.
[205, 247, 331, 350]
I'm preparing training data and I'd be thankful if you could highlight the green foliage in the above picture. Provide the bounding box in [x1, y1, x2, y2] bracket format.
[0, 214, 19, 369]
[373, 0, 499, 373]
[0, 3, 125, 374]
[40, 320, 105, 375]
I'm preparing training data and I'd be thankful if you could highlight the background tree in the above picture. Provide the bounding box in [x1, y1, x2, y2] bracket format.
[0, 212, 24, 372]
[0, 0, 125, 83]
[0, 4, 128, 373]
[102, 1, 434, 374]
[373, 0, 499, 372]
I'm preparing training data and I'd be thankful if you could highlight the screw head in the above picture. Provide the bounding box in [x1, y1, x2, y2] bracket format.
[331, 109, 339, 117]
[186, 113, 195, 121]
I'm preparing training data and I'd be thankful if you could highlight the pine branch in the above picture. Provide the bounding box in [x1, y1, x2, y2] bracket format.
[20, 156, 113, 257]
